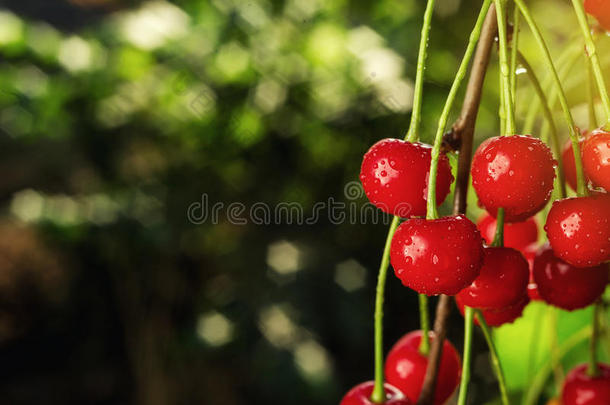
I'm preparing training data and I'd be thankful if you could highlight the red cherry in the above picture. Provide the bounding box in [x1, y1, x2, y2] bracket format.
[390, 215, 484, 295]
[340, 381, 411, 405]
[585, 0, 610, 31]
[545, 194, 610, 267]
[532, 244, 608, 311]
[456, 294, 529, 327]
[360, 139, 454, 217]
[562, 363, 610, 405]
[582, 129, 610, 192]
[471, 135, 556, 222]
[477, 214, 538, 252]
[385, 330, 461, 405]
[562, 137, 587, 192]
[456, 247, 529, 310]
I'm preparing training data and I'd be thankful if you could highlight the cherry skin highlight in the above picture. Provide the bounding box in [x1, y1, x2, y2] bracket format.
[545, 194, 610, 267]
[360, 139, 454, 217]
[562, 363, 610, 405]
[585, 0, 610, 31]
[477, 214, 538, 253]
[582, 129, 610, 192]
[390, 215, 484, 295]
[456, 246, 529, 310]
[340, 381, 411, 405]
[471, 135, 556, 222]
[562, 137, 587, 192]
[385, 330, 461, 405]
[456, 294, 529, 327]
[532, 244, 608, 311]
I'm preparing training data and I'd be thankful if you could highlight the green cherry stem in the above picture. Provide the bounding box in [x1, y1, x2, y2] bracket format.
[587, 58, 598, 131]
[426, 0, 493, 220]
[587, 300, 602, 377]
[495, 0, 516, 135]
[570, 0, 610, 129]
[403, 0, 437, 361]
[510, 3, 520, 105]
[492, 0, 509, 251]
[491, 207, 505, 247]
[373, 0, 439, 396]
[406, 0, 437, 142]
[371, 216, 401, 403]
[514, 0, 588, 197]
[457, 306, 475, 405]
[475, 310, 510, 405]
[419, 294, 431, 355]
[499, 63, 507, 137]
[517, 51, 566, 199]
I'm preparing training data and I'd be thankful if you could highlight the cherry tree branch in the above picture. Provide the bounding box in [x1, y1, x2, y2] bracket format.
[416, 5, 498, 404]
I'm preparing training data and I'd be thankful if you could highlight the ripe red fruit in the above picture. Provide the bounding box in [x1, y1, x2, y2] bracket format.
[477, 214, 538, 252]
[456, 293, 529, 327]
[545, 194, 610, 267]
[456, 247, 529, 310]
[582, 129, 610, 191]
[390, 215, 484, 295]
[360, 139, 454, 217]
[340, 381, 411, 405]
[562, 137, 587, 192]
[585, 0, 610, 31]
[532, 244, 608, 311]
[385, 330, 461, 405]
[562, 363, 610, 405]
[471, 135, 556, 222]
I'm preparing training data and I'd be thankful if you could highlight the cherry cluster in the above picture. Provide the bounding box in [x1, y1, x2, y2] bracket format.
[344, 131, 610, 405]
[339, 2, 610, 405]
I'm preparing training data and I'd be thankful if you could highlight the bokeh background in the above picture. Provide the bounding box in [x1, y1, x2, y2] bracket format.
[0, 0, 608, 404]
